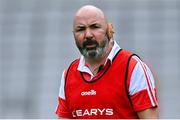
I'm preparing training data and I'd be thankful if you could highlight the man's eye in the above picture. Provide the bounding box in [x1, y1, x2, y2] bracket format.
[91, 25, 100, 29]
[76, 28, 85, 32]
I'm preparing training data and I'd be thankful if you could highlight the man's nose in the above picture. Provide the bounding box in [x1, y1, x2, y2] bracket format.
[84, 28, 93, 39]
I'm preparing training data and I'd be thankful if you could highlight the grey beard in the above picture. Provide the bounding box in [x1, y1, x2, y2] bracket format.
[76, 36, 110, 60]
[81, 46, 104, 59]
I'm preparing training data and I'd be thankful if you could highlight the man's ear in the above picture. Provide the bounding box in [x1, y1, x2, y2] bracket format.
[107, 23, 114, 40]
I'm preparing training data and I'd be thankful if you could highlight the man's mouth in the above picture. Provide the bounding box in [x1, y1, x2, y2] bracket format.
[85, 44, 97, 49]
[83, 39, 98, 50]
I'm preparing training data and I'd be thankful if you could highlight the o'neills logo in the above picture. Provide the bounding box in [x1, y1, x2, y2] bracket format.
[72, 108, 113, 117]
[81, 90, 96, 96]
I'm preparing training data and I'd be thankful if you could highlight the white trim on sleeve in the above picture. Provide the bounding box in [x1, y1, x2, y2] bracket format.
[129, 62, 147, 95]
[59, 70, 65, 100]
[129, 56, 157, 106]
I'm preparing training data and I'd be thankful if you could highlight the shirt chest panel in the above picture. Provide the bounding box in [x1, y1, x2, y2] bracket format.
[65, 66, 127, 113]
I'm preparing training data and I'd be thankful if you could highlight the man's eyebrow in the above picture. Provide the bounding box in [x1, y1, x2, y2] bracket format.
[90, 23, 101, 26]
[75, 22, 101, 28]
[75, 24, 85, 29]
[77, 25, 85, 27]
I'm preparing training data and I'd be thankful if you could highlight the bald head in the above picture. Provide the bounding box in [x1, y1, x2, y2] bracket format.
[73, 5, 108, 28]
[74, 5, 106, 20]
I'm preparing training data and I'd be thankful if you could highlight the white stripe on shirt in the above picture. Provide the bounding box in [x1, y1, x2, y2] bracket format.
[59, 70, 65, 99]
[130, 56, 157, 106]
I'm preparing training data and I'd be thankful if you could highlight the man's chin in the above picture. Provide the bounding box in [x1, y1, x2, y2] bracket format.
[80, 48, 102, 59]
[82, 50, 97, 59]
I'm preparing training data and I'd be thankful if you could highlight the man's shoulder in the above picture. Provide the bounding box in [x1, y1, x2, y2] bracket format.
[120, 49, 133, 56]
[65, 58, 80, 70]
[120, 49, 141, 60]
[114, 49, 142, 68]
[114, 49, 134, 60]
[63, 58, 80, 78]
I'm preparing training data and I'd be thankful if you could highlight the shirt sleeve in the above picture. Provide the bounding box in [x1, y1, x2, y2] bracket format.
[129, 56, 158, 112]
[55, 70, 72, 118]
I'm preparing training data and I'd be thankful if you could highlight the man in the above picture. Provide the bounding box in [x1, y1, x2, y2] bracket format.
[56, 5, 159, 119]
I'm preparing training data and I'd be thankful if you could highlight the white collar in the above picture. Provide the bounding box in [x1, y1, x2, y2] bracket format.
[77, 41, 121, 76]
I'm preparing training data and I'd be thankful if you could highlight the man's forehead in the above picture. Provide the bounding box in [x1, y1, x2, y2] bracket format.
[74, 16, 103, 24]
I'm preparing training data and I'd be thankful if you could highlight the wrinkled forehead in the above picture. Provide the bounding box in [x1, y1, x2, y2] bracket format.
[74, 14, 105, 25]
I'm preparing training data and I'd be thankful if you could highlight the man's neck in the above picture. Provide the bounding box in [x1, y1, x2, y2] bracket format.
[85, 40, 113, 75]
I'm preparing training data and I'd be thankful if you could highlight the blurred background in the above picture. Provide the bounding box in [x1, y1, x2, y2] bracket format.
[0, 0, 179, 118]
